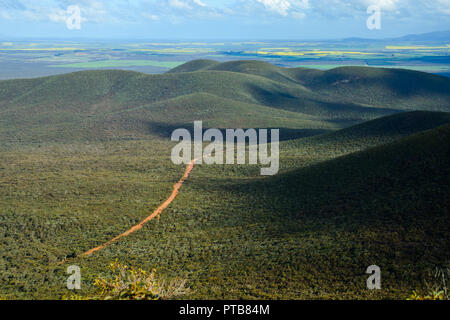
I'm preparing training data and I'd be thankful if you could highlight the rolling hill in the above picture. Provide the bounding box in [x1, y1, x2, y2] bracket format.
[1, 60, 450, 148]
[283, 111, 450, 158]
[171, 60, 450, 112]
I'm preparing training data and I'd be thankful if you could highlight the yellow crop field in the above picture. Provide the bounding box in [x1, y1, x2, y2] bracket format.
[256, 51, 305, 56]
[254, 50, 372, 57]
[386, 45, 450, 50]
[131, 48, 213, 54]
[0, 48, 85, 51]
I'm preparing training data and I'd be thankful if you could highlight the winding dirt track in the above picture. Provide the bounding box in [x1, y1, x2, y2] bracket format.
[81, 158, 200, 257]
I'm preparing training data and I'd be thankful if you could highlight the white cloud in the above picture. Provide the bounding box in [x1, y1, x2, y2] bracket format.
[0, 10, 11, 19]
[361, 0, 402, 10]
[193, 0, 206, 7]
[47, 8, 66, 23]
[169, 0, 193, 10]
[0, 1, 106, 24]
[254, 0, 309, 17]
[0, 0, 449, 26]
[256, 0, 292, 16]
[142, 13, 159, 21]
[436, 0, 450, 14]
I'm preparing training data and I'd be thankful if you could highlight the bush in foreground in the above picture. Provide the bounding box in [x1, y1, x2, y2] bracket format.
[65, 259, 190, 300]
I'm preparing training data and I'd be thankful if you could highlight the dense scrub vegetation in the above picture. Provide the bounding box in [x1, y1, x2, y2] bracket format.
[0, 62, 449, 299]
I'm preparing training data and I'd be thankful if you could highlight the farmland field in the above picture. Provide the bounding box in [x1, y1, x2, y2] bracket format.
[1, 38, 449, 79]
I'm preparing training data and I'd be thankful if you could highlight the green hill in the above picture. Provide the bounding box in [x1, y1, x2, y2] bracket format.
[283, 111, 450, 158]
[208, 60, 303, 86]
[1, 60, 450, 149]
[305, 67, 450, 111]
[263, 122, 450, 212]
[167, 59, 220, 73]
[170, 60, 450, 113]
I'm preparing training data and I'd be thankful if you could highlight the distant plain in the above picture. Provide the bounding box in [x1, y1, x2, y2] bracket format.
[1, 37, 449, 79]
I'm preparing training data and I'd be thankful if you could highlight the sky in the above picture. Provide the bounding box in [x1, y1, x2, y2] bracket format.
[0, 0, 449, 40]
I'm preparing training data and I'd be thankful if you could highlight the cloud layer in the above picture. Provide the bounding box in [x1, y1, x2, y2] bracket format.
[1, 0, 450, 21]
[0, 0, 449, 38]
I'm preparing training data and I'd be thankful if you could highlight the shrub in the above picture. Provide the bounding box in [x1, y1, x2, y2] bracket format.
[408, 266, 449, 301]
[65, 259, 190, 300]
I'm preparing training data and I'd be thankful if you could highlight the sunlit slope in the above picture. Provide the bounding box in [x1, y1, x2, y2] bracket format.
[170, 60, 450, 112]
[0, 92, 336, 147]
[167, 59, 220, 73]
[0, 70, 326, 146]
[0, 68, 310, 110]
[169, 59, 313, 86]
[208, 60, 304, 86]
[0, 70, 370, 147]
[111, 93, 337, 135]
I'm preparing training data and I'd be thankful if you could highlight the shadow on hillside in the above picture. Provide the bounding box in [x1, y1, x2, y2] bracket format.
[376, 69, 450, 96]
[246, 83, 405, 119]
[184, 123, 450, 233]
[144, 121, 333, 142]
[316, 67, 450, 97]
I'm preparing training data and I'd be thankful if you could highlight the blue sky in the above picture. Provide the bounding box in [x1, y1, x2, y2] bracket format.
[0, 0, 449, 39]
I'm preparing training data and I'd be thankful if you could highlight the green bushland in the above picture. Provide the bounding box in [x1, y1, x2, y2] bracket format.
[0, 60, 449, 299]
[1, 60, 449, 148]
[171, 60, 450, 113]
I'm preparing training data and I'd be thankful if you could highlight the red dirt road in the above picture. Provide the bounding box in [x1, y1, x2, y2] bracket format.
[81, 158, 199, 256]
